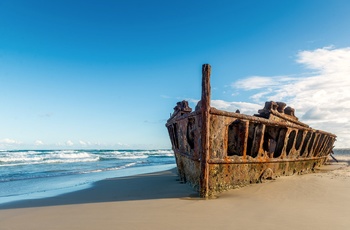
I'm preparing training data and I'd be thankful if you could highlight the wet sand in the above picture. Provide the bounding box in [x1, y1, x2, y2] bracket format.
[1, 162, 350, 230]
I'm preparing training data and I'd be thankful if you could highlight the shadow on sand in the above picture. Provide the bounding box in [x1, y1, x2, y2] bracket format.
[0, 168, 199, 210]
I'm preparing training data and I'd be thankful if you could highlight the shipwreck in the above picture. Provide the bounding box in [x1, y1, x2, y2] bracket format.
[166, 64, 336, 198]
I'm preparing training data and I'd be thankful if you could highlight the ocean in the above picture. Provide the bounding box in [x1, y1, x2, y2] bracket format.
[0, 149, 175, 205]
[1, 148, 349, 205]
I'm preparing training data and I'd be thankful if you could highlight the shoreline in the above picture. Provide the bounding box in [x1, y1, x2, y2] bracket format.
[1, 161, 350, 229]
[0, 164, 177, 206]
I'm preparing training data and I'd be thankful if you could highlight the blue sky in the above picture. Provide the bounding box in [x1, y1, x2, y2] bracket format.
[1, 0, 350, 149]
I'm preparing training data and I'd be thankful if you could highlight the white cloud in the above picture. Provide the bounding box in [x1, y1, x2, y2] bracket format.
[66, 140, 74, 146]
[230, 46, 350, 148]
[34, 140, 44, 146]
[0, 138, 21, 144]
[115, 142, 130, 148]
[79, 140, 96, 147]
[233, 76, 281, 90]
[0, 138, 22, 149]
[79, 140, 87, 146]
[54, 140, 105, 149]
[211, 100, 261, 115]
[232, 76, 301, 103]
[297, 46, 350, 74]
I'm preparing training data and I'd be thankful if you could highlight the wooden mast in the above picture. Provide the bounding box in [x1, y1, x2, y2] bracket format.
[200, 64, 211, 198]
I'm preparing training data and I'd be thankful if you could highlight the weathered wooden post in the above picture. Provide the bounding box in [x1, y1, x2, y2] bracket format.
[200, 64, 211, 198]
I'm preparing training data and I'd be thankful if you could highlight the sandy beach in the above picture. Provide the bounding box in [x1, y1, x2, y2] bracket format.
[1, 161, 350, 230]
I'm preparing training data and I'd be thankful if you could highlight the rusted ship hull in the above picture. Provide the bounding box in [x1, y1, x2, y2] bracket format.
[166, 64, 336, 198]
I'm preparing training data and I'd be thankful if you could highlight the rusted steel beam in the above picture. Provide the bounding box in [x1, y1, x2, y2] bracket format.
[166, 110, 201, 125]
[200, 64, 211, 198]
[269, 109, 309, 128]
[210, 108, 336, 137]
[241, 120, 249, 159]
[208, 155, 328, 164]
[253, 124, 266, 158]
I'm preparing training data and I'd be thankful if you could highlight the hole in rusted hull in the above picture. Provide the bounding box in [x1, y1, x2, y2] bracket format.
[295, 130, 303, 150]
[314, 134, 325, 157]
[274, 128, 287, 158]
[187, 118, 195, 150]
[263, 136, 275, 157]
[173, 123, 179, 149]
[247, 123, 263, 158]
[307, 132, 316, 156]
[286, 130, 296, 156]
[227, 120, 245, 156]
[300, 132, 311, 156]
[246, 123, 255, 157]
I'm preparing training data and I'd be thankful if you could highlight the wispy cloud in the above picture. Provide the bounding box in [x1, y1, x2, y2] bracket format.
[296, 46, 350, 73]
[0, 138, 21, 145]
[211, 100, 261, 115]
[232, 76, 300, 103]
[230, 46, 350, 147]
[34, 140, 44, 146]
[55, 140, 132, 149]
[55, 140, 75, 147]
[233, 76, 288, 90]
[79, 140, 90, 146]
[66, 140, 74, 146]
[0, 138, 22, 149]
